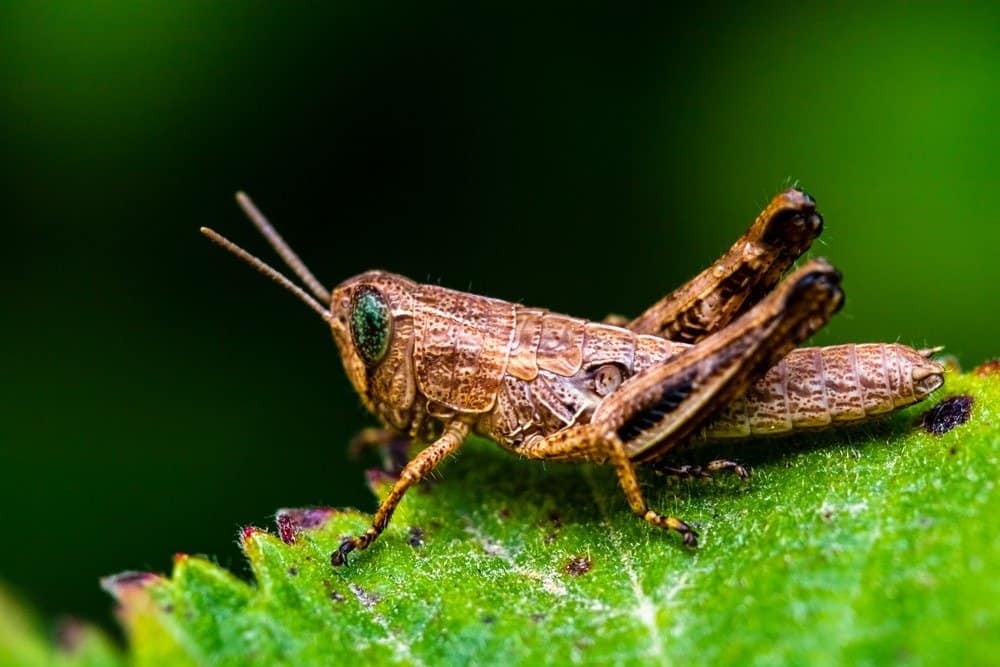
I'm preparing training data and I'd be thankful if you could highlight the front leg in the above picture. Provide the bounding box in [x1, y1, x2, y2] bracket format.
[627, 188, 823, 342]
[523, 259, 843, 545]
[333, 420, 469, 566]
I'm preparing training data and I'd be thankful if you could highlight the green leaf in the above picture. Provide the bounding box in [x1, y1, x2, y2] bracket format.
[80, 370, 1000, 664]
[0, 584, 122, 667]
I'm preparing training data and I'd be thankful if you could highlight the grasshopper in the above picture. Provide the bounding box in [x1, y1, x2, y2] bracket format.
[201, 189, 944, 565]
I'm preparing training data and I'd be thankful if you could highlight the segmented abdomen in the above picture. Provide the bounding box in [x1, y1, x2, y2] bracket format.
[700, 343, 944, 440]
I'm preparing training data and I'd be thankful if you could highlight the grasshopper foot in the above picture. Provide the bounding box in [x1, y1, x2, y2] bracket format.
[331, 537, 357, 567]
[643, 510, 698, 547]
[706, 458, 750, 480]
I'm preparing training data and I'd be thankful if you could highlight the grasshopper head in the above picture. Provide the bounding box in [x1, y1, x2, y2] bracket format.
[202, 194, 421, 432]
[328, 271, 420, 428]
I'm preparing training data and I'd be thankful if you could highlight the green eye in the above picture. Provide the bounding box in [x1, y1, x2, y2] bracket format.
[350, 286, 391, 366]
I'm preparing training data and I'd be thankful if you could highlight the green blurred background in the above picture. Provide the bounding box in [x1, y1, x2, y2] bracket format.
[1, 2, 997, 633]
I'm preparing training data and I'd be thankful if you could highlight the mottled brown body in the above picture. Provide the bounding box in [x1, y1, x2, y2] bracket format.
[345, 275, 941, 461]
[202, 188, 945, 564]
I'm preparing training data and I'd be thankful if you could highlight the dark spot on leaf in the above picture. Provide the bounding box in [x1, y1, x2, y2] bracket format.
[549, 511, 563, 529]
[921, 395, 974, 435]
[565, 555, 593, 576]
[330, 591, 345, 603]
[531, 613, 545, 623]
[287, 567, 298, 577]
[498, 507, 511, 519]
[973, 359, 1000, 376]
[949, 446, 958, 456]
[350, 584, 380, 608]
[408, 526, 425, 547]
[481, 614, 496, 624]
[161, 604, 173, 614]
[544, 533, 557, 545]
[277, 514, 296, 544]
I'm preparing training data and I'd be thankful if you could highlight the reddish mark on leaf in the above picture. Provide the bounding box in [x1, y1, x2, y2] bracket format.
[921, 395, 974, 435]
[173, 552, 189, 565]
[564, 555, 593, 576]
[105, 571, 155, 587]
[276, 507, 337, 534]
[55, 618, 85, 652]
[99, 571, 160, 597]
[277, 513, 296, 544]
[241, 525, 263, 542]
[973, 359, 1000, 376]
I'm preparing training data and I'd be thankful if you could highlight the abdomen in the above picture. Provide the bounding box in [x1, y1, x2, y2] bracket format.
[700, 343, 944, 440]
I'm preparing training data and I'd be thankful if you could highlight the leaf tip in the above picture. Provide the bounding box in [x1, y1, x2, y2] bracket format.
[99, 571, 162, 600]
[240, 525, 264, 543]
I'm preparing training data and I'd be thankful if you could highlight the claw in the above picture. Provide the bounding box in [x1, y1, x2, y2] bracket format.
[706, 459, 751, 481]
[331, 537, 356, 567]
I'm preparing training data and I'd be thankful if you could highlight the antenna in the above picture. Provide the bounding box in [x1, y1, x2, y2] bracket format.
[234, 192, 330, 305]
[200, 226, 331, 322]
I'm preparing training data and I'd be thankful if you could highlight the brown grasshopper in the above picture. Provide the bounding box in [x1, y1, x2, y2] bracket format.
[201, 188, 944, 565]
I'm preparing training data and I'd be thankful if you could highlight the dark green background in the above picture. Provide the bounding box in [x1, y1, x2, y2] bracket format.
[2, 2, 997, 631]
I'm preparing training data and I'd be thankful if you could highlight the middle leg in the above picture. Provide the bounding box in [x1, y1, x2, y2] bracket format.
[522, 259, 844, 544]
[518, 423, 698, 545]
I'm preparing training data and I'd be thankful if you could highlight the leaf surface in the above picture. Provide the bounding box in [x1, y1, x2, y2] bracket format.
[15, 369, 1000, 666]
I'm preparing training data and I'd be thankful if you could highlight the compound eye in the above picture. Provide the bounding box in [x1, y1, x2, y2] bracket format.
[350, 286, 392, 366]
